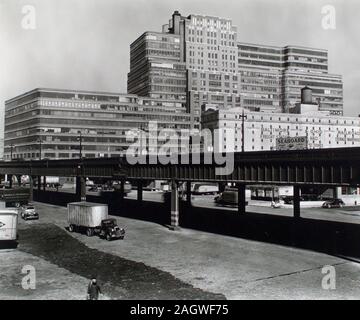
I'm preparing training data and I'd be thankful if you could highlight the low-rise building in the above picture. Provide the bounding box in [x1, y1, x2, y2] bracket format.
[202, 87, 360, 152]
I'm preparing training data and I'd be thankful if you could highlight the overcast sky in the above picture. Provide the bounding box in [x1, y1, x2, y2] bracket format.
[1, 0, 359, 144]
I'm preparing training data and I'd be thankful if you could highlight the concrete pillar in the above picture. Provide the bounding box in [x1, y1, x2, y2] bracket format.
[29, 176, 34, 202]
[37, 176, 41, 191]
[186, 181, 192, 206]
[119, 180, 125, 201]
[237, 184, 246, 213]
[293, 185, 301, 219]
[333, 186, 342, 199]
[43, 176, 46, 191]
[170, 180, 179, 229]
[137, 181, 143, 202]
[8, 174, 13, 188]
[76, 176, 86, 201]
[219, 182, 226, 193]
[80, 177, 86, 201]
[17, 175, 22, 187]
[75, 176, 80, 196]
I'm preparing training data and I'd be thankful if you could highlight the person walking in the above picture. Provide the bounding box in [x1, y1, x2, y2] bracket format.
[87, 276, 102, 300]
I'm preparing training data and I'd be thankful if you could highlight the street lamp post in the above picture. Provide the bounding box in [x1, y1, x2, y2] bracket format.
[139, 124, 147, 155]
[37, 139, 42, 160]
[240, 109, 248, 152]
[36, 139, 42, 190]
[9, 144, 14, 160]
[77, 132, 83, 159]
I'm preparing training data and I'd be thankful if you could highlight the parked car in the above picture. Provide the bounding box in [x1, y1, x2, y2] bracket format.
[112, 181, 132, 195]
[20, 205, 39, 220]
[322, 199, 345, 209]
[88, 185, 102, 192]
[214, 188, 248, 207]
[271, 201, 282, 208]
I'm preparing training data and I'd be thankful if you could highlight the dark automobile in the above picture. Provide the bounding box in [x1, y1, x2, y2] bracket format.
[88, 185, 102, 192]
[214, 189, 248, 207]
[20, 205, 39, 220]
[322, 199, 345, 209]
[98, 218, 125, 241]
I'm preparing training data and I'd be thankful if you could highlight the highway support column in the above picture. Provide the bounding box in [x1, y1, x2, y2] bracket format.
[119, 179, 125, 202]
[43, 176, 46, 191]
[29, 176, 34, 202]
[293, 185, 301, 219]
[170, 179, 180, 230]
[186, 181, 192, 207]
[76, 176, 86, 202]
[137, 181, 143, 202]
[237, 184, 246, 214]
[37, 176, 41, 191]
[8, 174, 13, 188]
[16, 175, 22, 186]
[333, 186, 341, 199]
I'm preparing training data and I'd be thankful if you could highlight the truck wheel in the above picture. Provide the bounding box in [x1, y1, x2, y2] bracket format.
[106, 234, 111, 241]
[86, 228, 93, 237]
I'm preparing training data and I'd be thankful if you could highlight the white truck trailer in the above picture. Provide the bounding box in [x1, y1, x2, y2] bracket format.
[192, 183, 219, 195]
[67, 202, 125, 240]
[0, 209, 19, 241]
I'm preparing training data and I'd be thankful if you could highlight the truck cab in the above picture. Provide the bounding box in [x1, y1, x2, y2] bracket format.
[99, 218, 125, 241]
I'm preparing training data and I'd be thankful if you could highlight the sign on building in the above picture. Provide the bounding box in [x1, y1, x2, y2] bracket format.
[276, 136, 307, 150]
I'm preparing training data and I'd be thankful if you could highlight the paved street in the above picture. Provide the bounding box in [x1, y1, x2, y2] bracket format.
[1, 201, 360, 299]
[126, 190, 360, 225]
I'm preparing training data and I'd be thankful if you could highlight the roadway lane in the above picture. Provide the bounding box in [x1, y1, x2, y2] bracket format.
[48, 188, 360, 224]
[125, 191, 360, 224]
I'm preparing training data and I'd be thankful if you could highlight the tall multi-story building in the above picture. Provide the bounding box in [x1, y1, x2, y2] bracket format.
[238, 43, 343, 114]
[127, 31, 187, 102]
[128, 11, 242, 129]
[4, 88, 191, 160]
[128, 11, 344, 127]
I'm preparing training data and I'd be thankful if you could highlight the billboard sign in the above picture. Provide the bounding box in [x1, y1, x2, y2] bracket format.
[276, 136, 307, 151]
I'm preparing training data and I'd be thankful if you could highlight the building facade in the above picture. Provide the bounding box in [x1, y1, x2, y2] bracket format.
[127, 31, 187, 102]
[4, 88, 191, 160]
[202, 88, 359, 153]
[237, 43, 343, 114]
[128, 11, 344, 129]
